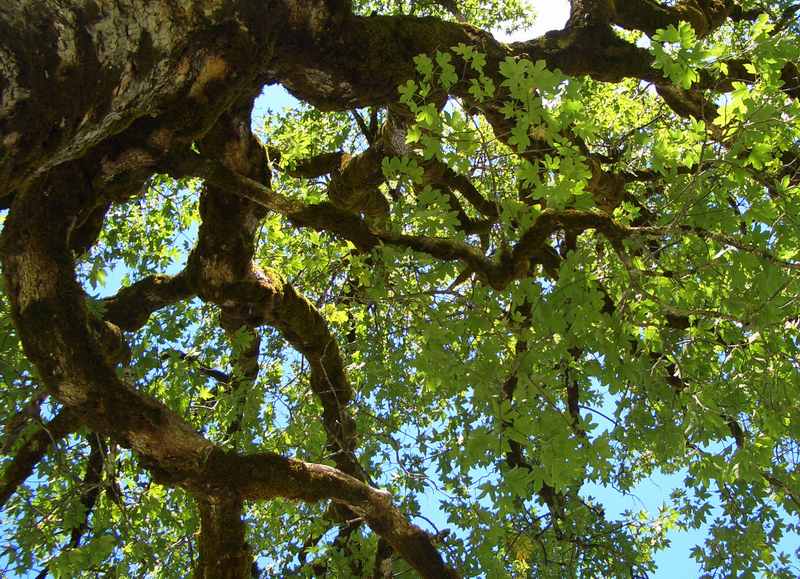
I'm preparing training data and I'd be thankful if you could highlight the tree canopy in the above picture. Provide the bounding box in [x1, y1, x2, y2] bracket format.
[1, 0, 800, 576]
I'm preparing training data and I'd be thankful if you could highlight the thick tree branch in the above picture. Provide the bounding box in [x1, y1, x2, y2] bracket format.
[102, 273, 194, 332]
[611, 0, 740, 37]
[194, 494, 253, 579]
[423, 159, 500, 219]
[197, 450, 459, 578]
[1, 3, 795, 576]
[188, 104, 392, 570]
[267, 148, 349, 178]
[3, 0, 765, 204]
[372, 537, 394, 579]
[272, 145, 390, 225]
[170, 150, 643, 290]
[0, 169, 460, 579]
[189, 107, 366, 481]
[0, 408, 81, 509]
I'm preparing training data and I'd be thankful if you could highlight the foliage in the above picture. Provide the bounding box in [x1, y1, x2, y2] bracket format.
[1, 0, 800, 577]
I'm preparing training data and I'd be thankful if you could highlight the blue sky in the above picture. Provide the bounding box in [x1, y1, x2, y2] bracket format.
[245, 2, 799, 575]
[4, 2, 797, 576]
[70, 3, 795, 574]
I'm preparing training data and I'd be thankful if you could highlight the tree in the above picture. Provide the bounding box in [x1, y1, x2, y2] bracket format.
[1, 0, 799, 576]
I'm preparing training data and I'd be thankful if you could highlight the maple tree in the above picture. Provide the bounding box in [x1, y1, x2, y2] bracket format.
[1, 0, 799, 576]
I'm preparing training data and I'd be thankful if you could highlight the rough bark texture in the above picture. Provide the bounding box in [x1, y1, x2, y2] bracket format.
[0, 0, 795, 576]
[195, 495, 253, 579]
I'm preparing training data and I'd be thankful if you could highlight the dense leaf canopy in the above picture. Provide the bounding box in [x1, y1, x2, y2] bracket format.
[1, 0, 799, 576]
